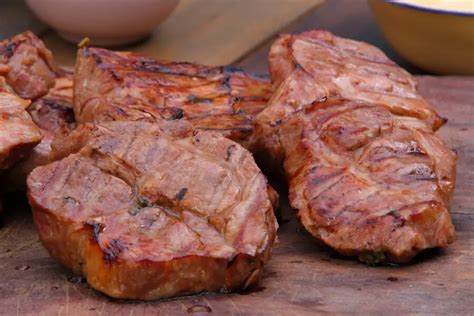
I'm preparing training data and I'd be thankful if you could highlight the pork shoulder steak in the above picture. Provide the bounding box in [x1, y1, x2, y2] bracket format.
[254, 30, 456, 263]
[74, 47, 272, 147]
[27, 120, 277, 300]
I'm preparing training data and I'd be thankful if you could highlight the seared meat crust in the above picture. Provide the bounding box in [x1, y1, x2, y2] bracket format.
[252, 30, 446, 169]
[28, 121, 277, 300]
[0, 31, 56, 100]
[74, 47, 271, 147]
[0, 93, 42, 171]
[255, 30, 456, 263]
[4, 71, 75, 189]
[282, 99, 456, 263]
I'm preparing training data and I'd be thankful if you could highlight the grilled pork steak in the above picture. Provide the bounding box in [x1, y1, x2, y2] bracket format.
[0, 31, 56, 100]
[74, 47, 272, 147]
[4, 71, 75, 189]
[0, 93, 42, 171]
[28, 120, 277, 300]
[254, 30, 456, 263]
[252, 30, 446, 170]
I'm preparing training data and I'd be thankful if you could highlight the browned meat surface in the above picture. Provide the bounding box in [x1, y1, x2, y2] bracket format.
[0, 92, 42, 171]
[254, 30, 456, 263]
[74, 47, 271, 147]
[252, 30, 446, 169]
[4, 71, 75, 189]
[0, 31, 56, 100]
[28, 120, 277, 300]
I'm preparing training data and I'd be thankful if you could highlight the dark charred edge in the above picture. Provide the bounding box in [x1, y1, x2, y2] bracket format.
[230, 97, 243, 113]
[35, 100, 76, 125]
[110, 70, 122, 82]
[270, 119, 283, 127]
[167, 108, 184, 120]
[226, 254, 237, 267]
[129, 197, 151, 216]
[135, 59, 218, 78]
[186, 95, 213, 104]
[103, 238, 126, 263]
[385, 210, 406, 228]
[62, 196, 79, 205]
[293, 61, 303, 70]
[92, 52, 103, 65]
[83, 47, 271, 92]
[112, 105, 128, 117]
[407, 141, 426, 156]
[225, 144, 237, 161]
[222, 76, 231, 90]
[85, 222, 105, 242]
[1, 40, 21, 58]
[175, 188, 188, 201]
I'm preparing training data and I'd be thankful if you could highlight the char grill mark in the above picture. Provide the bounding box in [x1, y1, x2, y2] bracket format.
[74, 47, 272, 147]
[28, 121, 277, 300]
[255, 30, 456, 263]
[175, 187, 188, 201]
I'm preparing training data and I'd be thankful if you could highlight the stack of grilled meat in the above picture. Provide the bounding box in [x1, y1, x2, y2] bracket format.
[0, 30, 456, 300]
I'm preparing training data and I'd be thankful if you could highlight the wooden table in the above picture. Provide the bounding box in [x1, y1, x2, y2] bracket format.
[1, 1, 473, 314]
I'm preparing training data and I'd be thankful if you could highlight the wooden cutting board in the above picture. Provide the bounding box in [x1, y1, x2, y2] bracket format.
[0, 76, 472, 315]
[40, 0, 325, 66]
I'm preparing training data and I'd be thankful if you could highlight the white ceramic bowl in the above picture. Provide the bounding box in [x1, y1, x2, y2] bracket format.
[26, 0, 180, 46]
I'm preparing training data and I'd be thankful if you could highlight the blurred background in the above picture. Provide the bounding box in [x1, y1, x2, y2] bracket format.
[1, 0, 473, 74]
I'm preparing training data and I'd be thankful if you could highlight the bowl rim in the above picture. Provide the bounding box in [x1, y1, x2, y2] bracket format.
[385, 0, 474, 17]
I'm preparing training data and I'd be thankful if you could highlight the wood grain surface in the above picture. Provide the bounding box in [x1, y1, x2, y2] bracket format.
[0, 0, 473, 314]
[40, 0, 324, 66]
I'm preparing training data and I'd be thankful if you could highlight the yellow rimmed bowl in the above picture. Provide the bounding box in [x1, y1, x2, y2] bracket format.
[368, 0, 474, 75]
